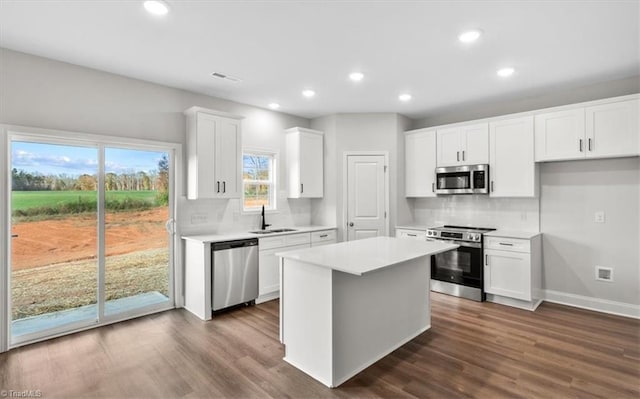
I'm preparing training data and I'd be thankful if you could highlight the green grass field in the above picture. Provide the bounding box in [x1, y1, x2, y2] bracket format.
[12, 190, 157, 212]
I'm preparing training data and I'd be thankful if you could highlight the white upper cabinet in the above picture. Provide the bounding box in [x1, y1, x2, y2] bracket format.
[586, 99, 639, 159]
[185, 107, 242, 200]
[535, 108, 585, 161]
[405, 129, 436, 197]
[286, 127, 324, 198]
[436, 123, 489, 167]
[535, 98, 639, 162]
[489, 116, 537, 197]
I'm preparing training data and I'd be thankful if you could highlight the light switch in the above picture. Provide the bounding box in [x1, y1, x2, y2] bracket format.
[594, 211, 605, 223]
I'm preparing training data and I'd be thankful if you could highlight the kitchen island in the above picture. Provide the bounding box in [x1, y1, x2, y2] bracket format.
[277, 236, 457, 388]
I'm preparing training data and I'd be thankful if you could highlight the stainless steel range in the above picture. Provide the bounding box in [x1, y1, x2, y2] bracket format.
[426, 225, 495, 301]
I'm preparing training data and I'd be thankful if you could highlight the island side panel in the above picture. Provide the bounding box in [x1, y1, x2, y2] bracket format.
[282, 259, 333, 387]
[184, 240, 212, 321]
[331, 255, 431, 387]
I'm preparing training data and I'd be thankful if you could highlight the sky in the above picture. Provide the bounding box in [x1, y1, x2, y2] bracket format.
[12, 141, 167, 176]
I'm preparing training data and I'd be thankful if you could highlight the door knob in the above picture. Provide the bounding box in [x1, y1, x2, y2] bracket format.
[348, 222, 354, 227]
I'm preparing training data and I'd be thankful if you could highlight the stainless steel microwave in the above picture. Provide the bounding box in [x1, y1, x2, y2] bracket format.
[435, 164, 489, 194]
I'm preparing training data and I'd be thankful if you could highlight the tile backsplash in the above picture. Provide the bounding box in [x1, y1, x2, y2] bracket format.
[178, 191, 312, 236]
[412, 195, 539, 231]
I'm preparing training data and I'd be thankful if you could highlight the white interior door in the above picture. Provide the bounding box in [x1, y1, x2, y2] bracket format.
[346, 155, 387, 241]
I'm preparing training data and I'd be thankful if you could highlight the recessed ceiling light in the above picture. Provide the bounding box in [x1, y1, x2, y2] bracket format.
[302, 89, 315, 98]
[497, 67, 515, 77]
[458, 29, 482, 43]
[268, 103, 280, 110]
[349, 72, 364, 82]
[144, 0, 169, 16]
[399, 93, 412, 102]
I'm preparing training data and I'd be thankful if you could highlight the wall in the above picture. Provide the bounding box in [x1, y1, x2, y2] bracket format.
[411, 197, 539, 231]
[0, 48, 312, 237]
[540, 157, 640, 307]
[310, 115, 337, 227]
[311, 113, 407, 241]
[411, 75, 640, 129]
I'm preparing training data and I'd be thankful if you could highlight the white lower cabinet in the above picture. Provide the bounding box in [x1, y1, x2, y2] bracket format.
[257, 229, 336, 303]
[311, 229, 337, 246]
[484, 234, 542, 311]
[395, 228, 426, 240]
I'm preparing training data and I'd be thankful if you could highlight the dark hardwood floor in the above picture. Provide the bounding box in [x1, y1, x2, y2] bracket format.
[1, 293, 638, 398]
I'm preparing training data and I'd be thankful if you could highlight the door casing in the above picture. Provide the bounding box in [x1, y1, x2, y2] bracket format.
[0, 123, 183, 351]
[342, 151, 390, 241]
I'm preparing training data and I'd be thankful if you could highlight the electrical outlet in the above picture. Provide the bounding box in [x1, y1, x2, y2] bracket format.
[594, 211, 605, 223]
[190, 213, 208, 224]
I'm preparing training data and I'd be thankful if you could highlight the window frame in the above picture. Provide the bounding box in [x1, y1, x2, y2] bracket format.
[241, 149, 278, 213]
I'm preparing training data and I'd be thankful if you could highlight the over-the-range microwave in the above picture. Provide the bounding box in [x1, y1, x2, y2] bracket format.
[435, 164, 489, 194]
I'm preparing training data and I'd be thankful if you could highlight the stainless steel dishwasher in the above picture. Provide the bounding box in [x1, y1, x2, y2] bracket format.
[211, 238, 259, 312]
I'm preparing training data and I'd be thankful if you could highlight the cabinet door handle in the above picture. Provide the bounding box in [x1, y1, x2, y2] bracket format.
[319, 234, 328, 238]
[407, 233, 417, 237]
[222, 181, 226, 193]
[300, 183, 304, 194]
[499, 242, 514, 246]
[432, 182, 435, 193]
[491, 181, 494, 192]
[485, 254, 488, 266]
[217, 181, 220, 193]
[579, 139, 583, 152]
[588, 138, 592, 151]
[462, 150, 465, 161]
[457, 151, 460, 161]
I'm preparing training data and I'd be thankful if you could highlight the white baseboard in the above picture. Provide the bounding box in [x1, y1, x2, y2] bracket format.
[543, 289, 640, 319]
[256, 291, 279, 304]
[486, 294, 542, 311]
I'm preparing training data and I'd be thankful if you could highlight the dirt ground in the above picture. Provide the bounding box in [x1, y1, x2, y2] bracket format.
[11, 207, 169, 270]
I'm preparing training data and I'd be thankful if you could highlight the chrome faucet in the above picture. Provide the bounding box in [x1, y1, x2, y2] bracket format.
[261, 205, 271, 230]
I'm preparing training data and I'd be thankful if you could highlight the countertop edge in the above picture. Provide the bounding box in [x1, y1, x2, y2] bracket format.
[182, 226, 337, 243]
[484, 230, 542, 239]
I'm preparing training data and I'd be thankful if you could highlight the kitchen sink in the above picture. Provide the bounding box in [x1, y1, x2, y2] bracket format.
[249, 228, 298, 234]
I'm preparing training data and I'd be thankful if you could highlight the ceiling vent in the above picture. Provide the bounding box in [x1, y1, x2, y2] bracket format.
[210, 72, 242, 83]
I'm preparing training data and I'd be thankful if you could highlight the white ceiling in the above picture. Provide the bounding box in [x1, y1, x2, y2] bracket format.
[0, 1, 638, 119]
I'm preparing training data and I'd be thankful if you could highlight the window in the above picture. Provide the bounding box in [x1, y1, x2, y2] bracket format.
[243, 151, 276, 211]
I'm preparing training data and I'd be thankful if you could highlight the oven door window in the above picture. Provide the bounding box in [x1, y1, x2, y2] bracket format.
[435, 250, 471, 273]
[432, 245, 482, 287]
[437, 172, 470, 190]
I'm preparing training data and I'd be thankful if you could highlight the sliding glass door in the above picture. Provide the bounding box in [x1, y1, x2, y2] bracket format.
[10, 142, 100, 339]
[104, 147, 171, 317]
[9, 135, 175, 344]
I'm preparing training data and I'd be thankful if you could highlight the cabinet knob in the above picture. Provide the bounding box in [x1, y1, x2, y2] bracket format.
[349, 222, 354, 227]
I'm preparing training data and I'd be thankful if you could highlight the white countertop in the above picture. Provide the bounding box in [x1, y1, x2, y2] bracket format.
[485, 230, 541, 239]
[395, 224, 428, 231]
[182, 225, 336, 243]
[276, 236, 457, 276]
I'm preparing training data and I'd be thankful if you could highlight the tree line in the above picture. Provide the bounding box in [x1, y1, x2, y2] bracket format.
[12, 154, 169, 192]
